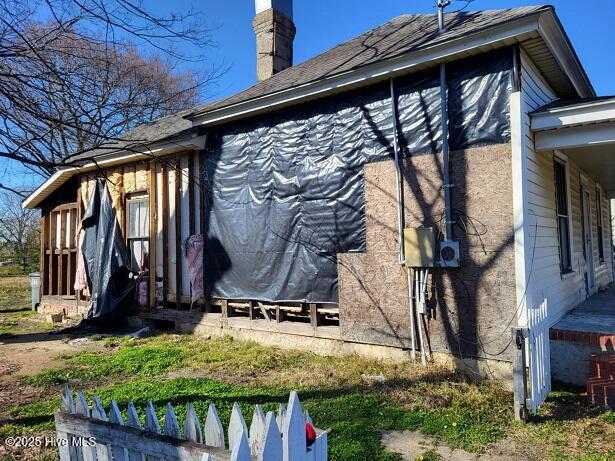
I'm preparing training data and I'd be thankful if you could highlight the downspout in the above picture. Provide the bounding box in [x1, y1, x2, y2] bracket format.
[390, 78, 405, 265]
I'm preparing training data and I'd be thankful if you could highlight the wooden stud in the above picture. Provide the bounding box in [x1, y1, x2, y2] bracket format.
[149, 161, 158, 308]
[188, 152, 195, 236]
[161, 162, 169, 309]
[220, 299, 229, 319]
[248, 300, 254, 320]
[49, 211, 55, 295]
[58, 210, 64, 295]
[276, 305, 285, 323]
[309, 303, 321, 328]
[174, 157, 183, 309]
[40, 214, 47, 295]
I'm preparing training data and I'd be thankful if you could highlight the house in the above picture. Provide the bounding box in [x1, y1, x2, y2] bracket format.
[22, 3, 615, 407]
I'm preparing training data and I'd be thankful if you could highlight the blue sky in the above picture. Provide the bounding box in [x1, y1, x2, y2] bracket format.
[4, 0, 614, 192]
[166, 0, 615, 100]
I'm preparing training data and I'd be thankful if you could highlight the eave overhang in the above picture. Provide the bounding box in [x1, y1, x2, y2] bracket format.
[22, 135, 206, 209]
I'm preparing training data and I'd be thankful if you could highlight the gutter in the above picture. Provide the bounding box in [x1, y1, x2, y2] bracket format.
[22, 135, 206, 209]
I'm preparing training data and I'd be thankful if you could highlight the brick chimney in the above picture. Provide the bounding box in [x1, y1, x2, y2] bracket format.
[253, 0, 295, 81]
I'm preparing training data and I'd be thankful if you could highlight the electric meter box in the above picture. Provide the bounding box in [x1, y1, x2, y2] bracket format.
[403, 227, 435, 268]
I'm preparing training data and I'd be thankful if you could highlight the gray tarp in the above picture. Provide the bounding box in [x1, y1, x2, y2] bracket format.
[81, 179, 134, 318]
[202, 48, 513, 303]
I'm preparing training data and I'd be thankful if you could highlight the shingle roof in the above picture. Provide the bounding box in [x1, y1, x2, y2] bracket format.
[65, 5, 549, 164]
[187, 5, 549, 118]
[63, 109, 197, 164]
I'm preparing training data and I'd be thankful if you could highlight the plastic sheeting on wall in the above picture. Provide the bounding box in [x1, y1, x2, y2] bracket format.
[202, 48, 513, 303]
[81, 179, 134, 318]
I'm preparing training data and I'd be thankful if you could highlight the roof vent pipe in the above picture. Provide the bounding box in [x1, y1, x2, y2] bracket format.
[437, 0, 451, 33]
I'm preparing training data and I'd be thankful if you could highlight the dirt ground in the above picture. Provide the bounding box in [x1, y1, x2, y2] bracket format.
[0, 330, 104, 407]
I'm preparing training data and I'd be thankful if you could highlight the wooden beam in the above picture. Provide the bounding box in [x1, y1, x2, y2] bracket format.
[48, 212, 55, 295]
[174, 157, 183, 309]
[58, 210, 66, 295]
[309, 303, 320, 328]
[149, 160, 158, 308]
[40, 214, 47, 295]
[161, 162, 169, 308]
[199, 151, 207, 312]
[199, 152, 206, 235]
[220, 298, 229, 319]
[188, 152, 195, 236]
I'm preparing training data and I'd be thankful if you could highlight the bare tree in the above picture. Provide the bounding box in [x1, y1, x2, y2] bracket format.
[0, 0, 219, 190]
[0, 192, 39, 269]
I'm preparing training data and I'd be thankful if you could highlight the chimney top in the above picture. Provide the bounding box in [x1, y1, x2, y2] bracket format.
[255, 0, 292, 18]
[253, 0, 295, 81]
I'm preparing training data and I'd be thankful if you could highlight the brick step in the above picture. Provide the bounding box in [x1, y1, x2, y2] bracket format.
[587, 354, 615, 408]
[588, 353, 615, 379]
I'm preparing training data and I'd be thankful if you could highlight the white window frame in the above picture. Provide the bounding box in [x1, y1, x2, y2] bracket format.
[554, 151, 574, 275]
[126, 193, 150, 272]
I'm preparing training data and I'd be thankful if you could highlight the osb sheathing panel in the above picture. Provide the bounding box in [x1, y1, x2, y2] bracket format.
[338, 143, 516, 361]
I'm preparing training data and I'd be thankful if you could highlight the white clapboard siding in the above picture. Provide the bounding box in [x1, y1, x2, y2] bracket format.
[520, 51, 613, 327]
[55, 385, 328, 461]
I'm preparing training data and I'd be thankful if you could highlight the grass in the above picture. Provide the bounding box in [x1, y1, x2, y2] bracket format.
[5, 333, 613, 460]
[0, 275, 57, 338]
[0, 275, 30, 312]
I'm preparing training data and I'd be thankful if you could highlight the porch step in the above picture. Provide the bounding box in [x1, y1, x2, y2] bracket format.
[586, 354, 615, 408]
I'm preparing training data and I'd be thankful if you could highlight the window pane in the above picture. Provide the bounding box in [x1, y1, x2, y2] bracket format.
[558, 216, 571, 271]
[140, 202, 149, 237]
[128, 202, 138, 238]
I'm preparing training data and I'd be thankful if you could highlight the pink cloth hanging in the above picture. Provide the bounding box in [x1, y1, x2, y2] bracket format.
[184, 234, 205, 304]
[74, 231, 88, 291]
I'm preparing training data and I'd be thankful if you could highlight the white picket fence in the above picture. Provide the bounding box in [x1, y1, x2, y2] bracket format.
[54, 385, 328, 461]
[526, 299, 551, 414]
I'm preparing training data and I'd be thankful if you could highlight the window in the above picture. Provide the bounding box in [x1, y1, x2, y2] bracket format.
[554, 159, 572, 273]
[596, 187, 604, 263]
[127, 195, 149, 272]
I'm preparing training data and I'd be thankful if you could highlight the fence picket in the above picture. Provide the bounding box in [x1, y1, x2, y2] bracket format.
[230, 426, 251, 461]
[283, 392, 306, 461]
[91, 396, 107, 421]
[276, 404, 286, 431]
[144, 402, 162, 461]
[184, 403, 203, 443]
[249, 404, 266, 457]
[164, 403, 180, 438]
[61, 385, 75, 413]
[57, 386, 74, 461]
[527, 299, 551, 414]
[108, 401, 127, 461]
[145, 401, 161, 433]
[73, 392, 93, 461]
[228, 402, 249, 452]
[75, 392, 90, 417]
[204, 403, 225, 449]
[258, 412, 282, 461]
[126, 402, 144, 461]
[55, 388, 327, 461]
[90, 395, 110, 461]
